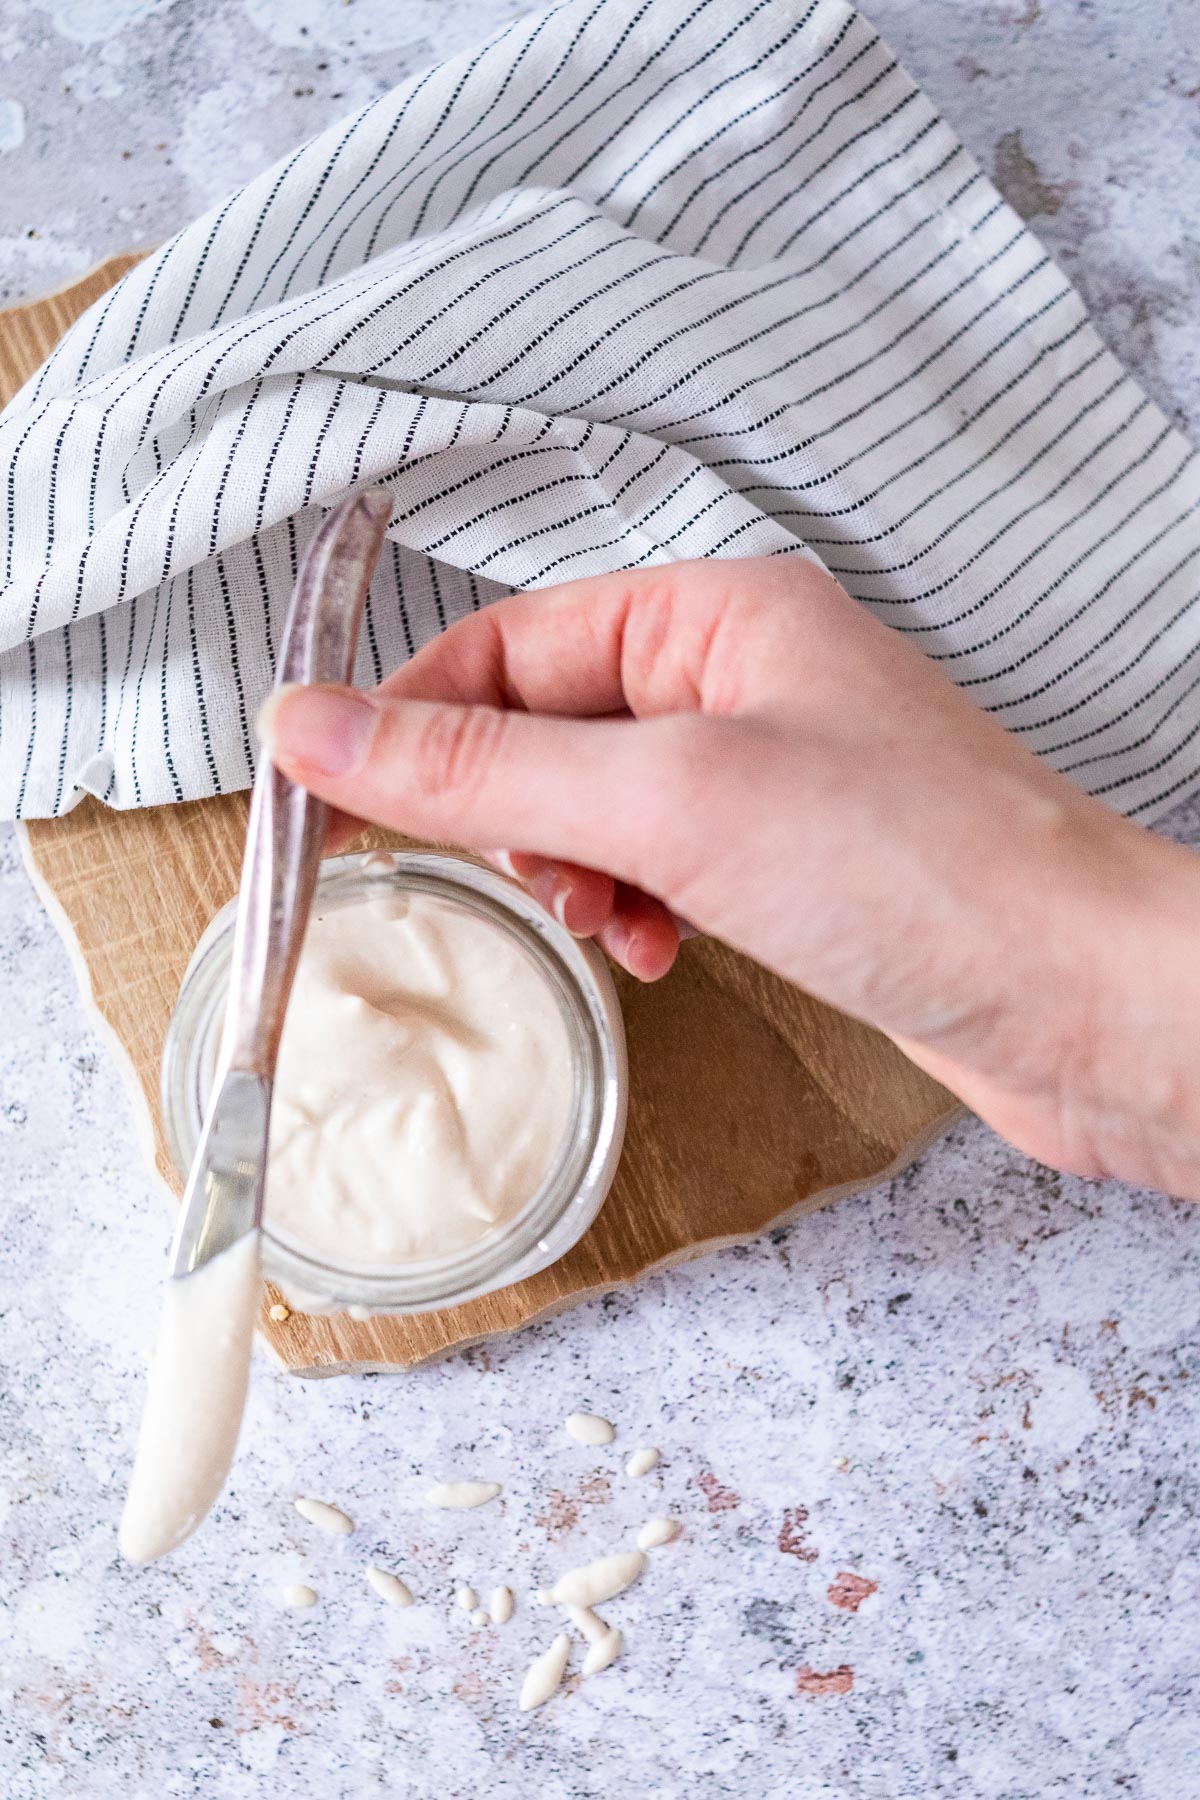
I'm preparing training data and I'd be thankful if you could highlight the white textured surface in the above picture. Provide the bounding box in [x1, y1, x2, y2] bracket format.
[1, 4, 1199, 1795]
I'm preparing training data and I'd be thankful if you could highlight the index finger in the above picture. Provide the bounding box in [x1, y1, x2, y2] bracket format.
[376, 555, 812, 721]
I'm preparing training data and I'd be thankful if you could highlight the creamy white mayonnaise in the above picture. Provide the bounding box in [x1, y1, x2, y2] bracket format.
[264, 889, 574, 1266]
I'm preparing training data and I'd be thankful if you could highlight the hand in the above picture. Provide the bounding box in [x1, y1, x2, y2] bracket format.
[261, 557, 1200, 1200]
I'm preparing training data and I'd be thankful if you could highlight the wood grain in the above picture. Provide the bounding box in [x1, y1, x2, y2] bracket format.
[7, 259, 959, 1373]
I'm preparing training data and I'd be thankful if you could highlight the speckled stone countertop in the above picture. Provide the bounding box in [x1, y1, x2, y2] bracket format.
[1, 4, 1198, 1796]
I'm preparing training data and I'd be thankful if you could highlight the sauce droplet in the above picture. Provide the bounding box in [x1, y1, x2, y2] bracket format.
[519, 1634, 571, 1712]
[490, 1585, 514, 1625]
[426, 1480, 502, 1510]
[565, 1412, 615, 1446]
[637, 1516, 681, 1551]
[542, 1550, 645, 1608]
[294, 1496, 354, 1536]
[366, 1566, 412, 1608]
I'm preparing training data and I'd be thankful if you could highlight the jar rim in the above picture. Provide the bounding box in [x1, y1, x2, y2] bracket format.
[161, 850, 627, 1314]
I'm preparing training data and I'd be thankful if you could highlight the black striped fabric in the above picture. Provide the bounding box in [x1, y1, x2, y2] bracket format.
[0, 0, 1197, 820]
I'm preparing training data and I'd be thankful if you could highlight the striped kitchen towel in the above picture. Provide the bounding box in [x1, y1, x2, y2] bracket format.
[1, 0, 1197, 821]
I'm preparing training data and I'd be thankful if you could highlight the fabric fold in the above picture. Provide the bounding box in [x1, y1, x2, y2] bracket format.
[0, 0, 1196, 819]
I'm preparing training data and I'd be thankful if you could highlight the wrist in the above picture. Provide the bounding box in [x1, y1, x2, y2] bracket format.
[911, 804, 1200, 1197]
[1067, 816, 1200, 1189]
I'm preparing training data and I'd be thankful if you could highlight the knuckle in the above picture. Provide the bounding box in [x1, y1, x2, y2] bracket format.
[411, 703, 509, 805]
[621, 579, 683, 706]
[619, 561, 779, 715]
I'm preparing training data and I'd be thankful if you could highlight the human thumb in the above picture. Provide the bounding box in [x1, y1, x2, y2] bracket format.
[258, 681, 711, 904]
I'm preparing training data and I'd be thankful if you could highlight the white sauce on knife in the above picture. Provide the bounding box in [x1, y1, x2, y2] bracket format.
[519, 1634, 571, 1712]
[637, 1516, 681, 1550]
[541, 1550, 645, 1609]
[118, 1233, 261, 1563]
[294, 1496, 354, 1535]
[366, 1566, 413, 1608]
[266, 892, 573, 1264]
[426, 1481, 502, 1510]
[625, 1447, 660, 1478]
[565, 1412, 615, 1446]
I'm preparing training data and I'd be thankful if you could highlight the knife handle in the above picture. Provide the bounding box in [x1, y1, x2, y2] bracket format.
[219, 487, 392, 1076]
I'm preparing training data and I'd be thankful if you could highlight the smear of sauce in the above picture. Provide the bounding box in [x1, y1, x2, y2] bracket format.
[582, 1627, 622, 1676]
[366, 1566, 412, 1608]
[519, 1634, 571, 1712]
[636, 1516, 680, 1550]
[119, 1234, 261, 1564]
[564, 1601, 610, 1645]
[282, 1583, 317, 1608]
[427, 1481, 502, 1510]
[625, 1447, 660, 1478]
[563, 1604, 622, 1676]
[539, 1550, 644, 1609]
[565, 1412, 615, 1446]
[294, 1496, 354, 1536]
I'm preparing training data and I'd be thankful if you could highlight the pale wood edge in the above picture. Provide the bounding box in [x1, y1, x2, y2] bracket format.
[281, 1101, 965, 1377]
[16, 821, 295, 1373]
[0, 252, 146, 323]
[17, 821, 168, 1202]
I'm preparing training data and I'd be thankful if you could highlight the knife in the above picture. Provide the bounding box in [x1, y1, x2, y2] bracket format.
[119, 486, 392, 1562]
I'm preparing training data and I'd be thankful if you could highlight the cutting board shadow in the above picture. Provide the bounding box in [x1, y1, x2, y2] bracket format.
[5, 257, 960, 1373]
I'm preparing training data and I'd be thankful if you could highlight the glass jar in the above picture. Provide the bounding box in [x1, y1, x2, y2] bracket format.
[161, 850, 627, 1315]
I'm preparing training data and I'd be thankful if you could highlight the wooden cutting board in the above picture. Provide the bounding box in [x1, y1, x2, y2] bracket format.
[6, 259, 959, 1373]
